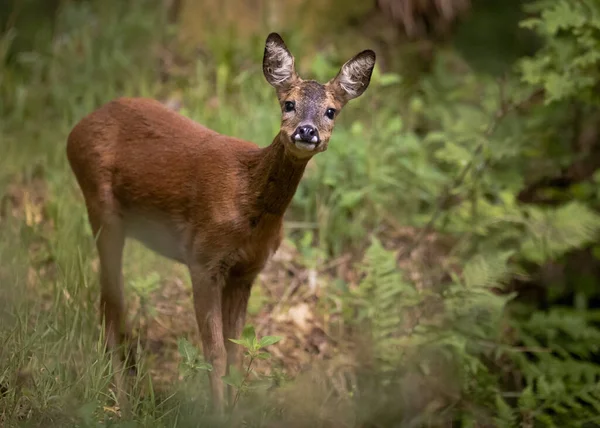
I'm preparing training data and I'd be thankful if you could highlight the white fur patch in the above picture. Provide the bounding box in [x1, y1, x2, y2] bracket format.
[339, 56, 375, 98]
[294, 141, 317, 151]
[266, 41, 294, 86]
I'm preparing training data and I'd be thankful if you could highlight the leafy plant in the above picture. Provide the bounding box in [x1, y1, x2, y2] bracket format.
[225, 325, 282, 409]
[178, 337, 213, 380]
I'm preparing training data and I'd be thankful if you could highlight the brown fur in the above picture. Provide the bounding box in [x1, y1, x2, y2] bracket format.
[66, 33, 375, 413]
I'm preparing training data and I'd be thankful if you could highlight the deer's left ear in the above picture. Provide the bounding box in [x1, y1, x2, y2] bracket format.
[329, 50, 376, 102]
[263, 33, 298, 90]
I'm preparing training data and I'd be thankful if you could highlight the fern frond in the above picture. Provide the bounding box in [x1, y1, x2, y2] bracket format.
[520, 202, 600, 263]
[462, 250, 514, 288]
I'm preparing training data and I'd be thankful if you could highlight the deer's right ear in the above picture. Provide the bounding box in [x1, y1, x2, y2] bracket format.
[263, 33, 297, 90]
[329, 50, 376, 103]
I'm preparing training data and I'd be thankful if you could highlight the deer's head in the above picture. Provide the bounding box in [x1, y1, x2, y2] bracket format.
[263, 33, 376, 159]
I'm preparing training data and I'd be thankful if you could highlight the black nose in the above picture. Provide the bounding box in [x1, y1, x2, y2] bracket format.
[296, 125, 319, 142]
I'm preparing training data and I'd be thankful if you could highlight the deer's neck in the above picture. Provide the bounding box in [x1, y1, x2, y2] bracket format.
[249, 132, 309, 217]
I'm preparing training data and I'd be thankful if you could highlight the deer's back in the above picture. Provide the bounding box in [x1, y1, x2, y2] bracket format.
[67, 97, 259, 208]
[66, 97, 264, 264]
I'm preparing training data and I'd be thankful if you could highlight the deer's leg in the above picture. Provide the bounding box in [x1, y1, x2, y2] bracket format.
[93, 216, 132, 359]
[87, 204, 131, 407]
[222, 276, 254, 406]
[189, 263, 227, 414]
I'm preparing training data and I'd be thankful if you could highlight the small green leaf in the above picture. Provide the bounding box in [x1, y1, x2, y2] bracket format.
[228, 338, 246, 346]
[178, 338, 198, 362]
[241, 324, 256, 342]
[256, 351, 271, 360]
[238, 324, 259, 350]
[258, 336, 283, 348]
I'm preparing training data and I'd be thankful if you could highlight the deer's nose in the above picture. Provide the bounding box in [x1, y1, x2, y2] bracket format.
[295, 125, 319, 143]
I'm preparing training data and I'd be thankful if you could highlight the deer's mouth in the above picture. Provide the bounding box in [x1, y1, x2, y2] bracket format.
[292, 133, 320, 151]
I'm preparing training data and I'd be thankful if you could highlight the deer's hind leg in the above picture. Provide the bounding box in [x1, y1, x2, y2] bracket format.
[84, 193, 134, 406]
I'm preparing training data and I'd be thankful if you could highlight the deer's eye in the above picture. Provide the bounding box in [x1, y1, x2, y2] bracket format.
[284, 101, 295, 112]
[325, 108, 336, 120]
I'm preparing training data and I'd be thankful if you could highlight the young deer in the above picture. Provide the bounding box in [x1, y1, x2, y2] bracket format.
[66, 33, 375, 412]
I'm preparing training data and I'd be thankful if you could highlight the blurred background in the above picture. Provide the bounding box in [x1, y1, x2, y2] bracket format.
[2, 0, 600, 426]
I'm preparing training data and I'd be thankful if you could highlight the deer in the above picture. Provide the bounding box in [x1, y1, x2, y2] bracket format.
[66, 32, 376, 413]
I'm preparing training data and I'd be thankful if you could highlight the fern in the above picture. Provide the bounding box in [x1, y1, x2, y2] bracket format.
[518, 0, 600, 104]
[462, 250, 514, 289]
[330, 1, 600, 425]
[351, 237, 419, 372]
[520, 202, 600, 264]
[509, 308, 600, 426]
[348, 238, 513, 417]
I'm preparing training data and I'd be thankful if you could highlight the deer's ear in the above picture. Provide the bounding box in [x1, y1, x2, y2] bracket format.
[330, 50, 376, 102]
[263, 33, 298, 90]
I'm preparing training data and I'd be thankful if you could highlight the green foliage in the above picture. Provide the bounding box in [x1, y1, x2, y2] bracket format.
[519, 202, 600, 264]
[344, 228, 600, 425]
[227, 324, 282, 359]
[510, 307, 600, 426]
[518, 0, 600, 104]
[0, 0, 164, 128]
[349, 237, 418, 373]
[178, 337, 213, 379]
[225, 325, 282, 407]
[335, 0, 600, 419]
[345, 238, 513, 422]
[462, 251, 514, 289]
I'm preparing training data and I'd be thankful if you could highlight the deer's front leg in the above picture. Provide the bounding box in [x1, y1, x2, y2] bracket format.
[189, 263, 227, 414]
[222, 275, 255, 406]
